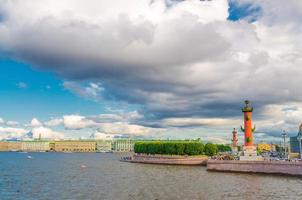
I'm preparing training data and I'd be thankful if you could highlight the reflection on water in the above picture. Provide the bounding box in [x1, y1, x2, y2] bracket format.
[0, 152, 302, 200]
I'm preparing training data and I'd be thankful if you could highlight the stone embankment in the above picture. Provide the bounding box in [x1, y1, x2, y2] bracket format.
[207, 160, 302, 176]
[122, 154, 208, 165]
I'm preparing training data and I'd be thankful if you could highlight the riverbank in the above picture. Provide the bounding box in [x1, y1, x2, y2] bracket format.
[123, 154, 302, 176]
[207, 160, 302, 176]
[122, 154, 208, 165]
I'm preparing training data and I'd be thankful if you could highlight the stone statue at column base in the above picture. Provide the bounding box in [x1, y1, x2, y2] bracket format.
[240, 146, 263, 161]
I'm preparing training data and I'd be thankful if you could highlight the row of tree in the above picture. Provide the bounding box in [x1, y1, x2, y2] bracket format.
[134, 141, 231, 156]
[217, 144, 232, 152]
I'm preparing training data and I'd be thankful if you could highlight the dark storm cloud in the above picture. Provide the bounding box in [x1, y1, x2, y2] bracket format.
[0, 0, 302, 136]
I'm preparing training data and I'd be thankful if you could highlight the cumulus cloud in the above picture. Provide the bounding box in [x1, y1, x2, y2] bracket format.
[0, 0, 302, 140]
[162, 117, 241, 127]
[29, 118, 42, 127]
[256, 103, 302, 137]
[98, 122, 157, 135]
[63, 115, 96, 129]
[31, 126, 64, 139]
[0, 127, 27, 140]
[62, 113, 162, 135]
[202, 136, 228, 144]
[92, 132, 116, 140]
[6, 121, 19, 126]
[44, 118, 63, 127]
[92, 111, 143, 124]
[0, 118, 19, 126]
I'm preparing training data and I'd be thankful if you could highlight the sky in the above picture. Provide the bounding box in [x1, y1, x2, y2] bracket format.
[0, 0, 302, 144]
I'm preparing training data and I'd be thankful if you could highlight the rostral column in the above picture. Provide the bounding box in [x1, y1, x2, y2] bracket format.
[232, 128, 238, 148]
[241, 100, 256, 147]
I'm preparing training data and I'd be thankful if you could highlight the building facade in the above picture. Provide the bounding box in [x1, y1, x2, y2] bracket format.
[54, 140, 96, 152]
[21, 141, 50, 152]
[257, 143, 272, 152]
[96, 140, 112, 152]
[7, 141, 22, 151]
[0, 139, 136, 152]
[0, 141, 9, 151]
[290, 136, 300, 153]
[112, 139, 134, 152]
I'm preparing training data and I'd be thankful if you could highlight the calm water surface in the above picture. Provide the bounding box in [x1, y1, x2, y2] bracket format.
[0, 152, 302, 200]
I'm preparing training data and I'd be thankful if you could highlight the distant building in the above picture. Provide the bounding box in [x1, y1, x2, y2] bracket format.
[257, 143, 272, 152]
[21, 141, 50, 152]
[96, 140, 112, 152]
[112, 139, 134, 152]
[0, 141, 9, 151]
[0, 139, 136, 153]
[271, 144, 276, 152]
[290, 136, 300, 153]
[54, 140, 96, 152]
[290, 124, 302, 153]
[49, 142, 55, 151]
[7, 141, 22, 151]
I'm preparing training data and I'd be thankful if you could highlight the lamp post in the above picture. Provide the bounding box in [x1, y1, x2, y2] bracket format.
[297, 134, 302, 160]
[281, 130, 287, 159]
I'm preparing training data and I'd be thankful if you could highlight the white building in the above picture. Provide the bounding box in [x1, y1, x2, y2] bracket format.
[21, 141, 50, 152]
[96, 140, 112, 152]
[112, 139, 134, 152]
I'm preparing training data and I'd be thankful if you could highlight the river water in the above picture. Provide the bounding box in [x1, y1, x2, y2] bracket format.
[0, 152, 301, 200]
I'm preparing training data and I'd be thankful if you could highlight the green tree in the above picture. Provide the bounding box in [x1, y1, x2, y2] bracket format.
[134, 141, 205, 155]
[204, 143, 218, 156]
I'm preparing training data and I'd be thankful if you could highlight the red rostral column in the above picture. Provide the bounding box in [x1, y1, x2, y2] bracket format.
[241, 100, 255, 147]
[232, 128, 238, 148]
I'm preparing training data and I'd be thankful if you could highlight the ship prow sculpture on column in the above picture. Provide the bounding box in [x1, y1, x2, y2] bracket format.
[240, 100, 263, 161]
[231, 128, 238, 154]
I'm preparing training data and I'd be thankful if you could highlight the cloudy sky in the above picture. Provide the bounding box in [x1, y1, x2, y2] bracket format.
[0, 0, 302, 143]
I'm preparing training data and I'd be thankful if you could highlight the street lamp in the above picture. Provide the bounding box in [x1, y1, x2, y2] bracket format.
[281, 130, 287, 159]
[297, 134, 302, 160]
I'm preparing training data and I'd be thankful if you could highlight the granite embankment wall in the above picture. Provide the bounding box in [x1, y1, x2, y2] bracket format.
[127, 154, 208, 165]
[207, 160, 302, 176]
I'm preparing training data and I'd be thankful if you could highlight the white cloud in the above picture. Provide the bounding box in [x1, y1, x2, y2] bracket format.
[1, 0, 296, 119]
[63, 115, 96, 129]
[6, 121, 19, 126]
[162, 117, 241, 127]
[0, 127, 27, 140]
[202, 136, 228, 144]
[31, 126, 64, 139]
[62, 113, 161, 136]
[44, 118, 63, 127]
[93, 131, 116, 140]
[98, 122, 156, 135]
[0, 118, 4, 124]
[29, 118, 42, 127]
[0, 0, 302, 140]
[256, 103, 302, 137]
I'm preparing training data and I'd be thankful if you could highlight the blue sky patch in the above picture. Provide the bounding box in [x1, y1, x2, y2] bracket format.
[228, 1, 262, 22]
